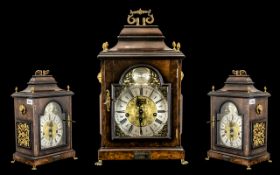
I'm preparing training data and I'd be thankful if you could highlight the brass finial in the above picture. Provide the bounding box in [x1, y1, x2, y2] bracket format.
[102, 41, 109, 52]
[127, 8, 154, 26]
[15, 86, 18, 93]
[181, 71, 184, 81]
[67, 85, 70, 91]
[176, 42, 181, 51]
[264, 86, 267, 92]
[212, 85, 215, 92]
[172, 41, 181, 51]
[97, 72, 102, 84]
[31, 87, 35, 93]
[232, 70, 247, 76]
[172, 41, 176, 50]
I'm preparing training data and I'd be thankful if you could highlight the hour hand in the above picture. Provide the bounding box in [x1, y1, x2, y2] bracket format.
[138, 108, 143, 135]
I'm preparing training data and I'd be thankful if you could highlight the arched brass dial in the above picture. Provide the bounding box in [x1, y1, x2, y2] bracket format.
[114, 85, 168, 137]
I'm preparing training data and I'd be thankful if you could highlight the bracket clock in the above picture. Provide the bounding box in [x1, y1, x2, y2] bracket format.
[206, 70, 272, 170]
[11, 70, 77, 170]
[96, 9, 187, 165]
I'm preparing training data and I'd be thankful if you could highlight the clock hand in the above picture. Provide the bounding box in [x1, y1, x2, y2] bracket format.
[139, 108, 144, 135]
[136, 97, 146, 135]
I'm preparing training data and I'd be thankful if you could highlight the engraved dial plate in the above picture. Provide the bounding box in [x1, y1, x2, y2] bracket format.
[40, 102, 66, 150]
[217, 102, 243, 149]
[113, 85, 170, 138]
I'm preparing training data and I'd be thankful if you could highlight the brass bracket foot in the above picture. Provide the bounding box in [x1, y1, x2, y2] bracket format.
[205, 156, 210, 160]
[268, 160, 272, 163]
[181, 159, 188, 165]
[246, 166, 251, 170]
[10, 160, 15, 164]
[32, 165, 37, 170]
[73, 156, 78, 160]
[95, 160, 103, 166]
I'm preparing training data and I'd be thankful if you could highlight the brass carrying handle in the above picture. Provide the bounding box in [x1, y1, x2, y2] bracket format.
[19, 104, 27, 115]
[256, 104, 263, 115]
[104, 89, 111, 112]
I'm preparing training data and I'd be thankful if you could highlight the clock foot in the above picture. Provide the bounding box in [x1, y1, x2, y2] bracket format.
[205, 156, 210, 160]
[73, 156, 78, 160]
[246, 166, 251, 170]
[268, 159, 272, 163]
[181, 159, 188, 165]
[31, 165, 37, 170]
[95, 160, 103, 166]
[10, 160, 15, 164]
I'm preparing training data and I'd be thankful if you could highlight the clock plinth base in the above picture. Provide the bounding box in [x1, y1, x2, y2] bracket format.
[98, 147, 185, 162]
[12, 149, 76, 169]
[207, 150, 270, 168]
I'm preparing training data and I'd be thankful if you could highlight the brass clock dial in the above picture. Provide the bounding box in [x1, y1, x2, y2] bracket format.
[112, 66, 171, 139]
[217, 102, 242, 149]
[40, 102, 66, 149]
[114, 85, 168, 137]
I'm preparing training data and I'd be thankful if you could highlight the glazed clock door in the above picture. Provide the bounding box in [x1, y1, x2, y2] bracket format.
[112, 65, 171, 139]
[217, 102, 243, 149]
[40, 101, 66, 150]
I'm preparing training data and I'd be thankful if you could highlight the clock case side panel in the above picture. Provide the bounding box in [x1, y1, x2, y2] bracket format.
[249, 97, 270, 156]
[14, 97, 35, 156]
[99, 59, 183, 148]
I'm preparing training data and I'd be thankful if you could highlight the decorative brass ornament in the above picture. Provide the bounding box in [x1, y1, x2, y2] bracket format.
[19, 104, 27, 115]
[102, 41, 109, 52]
[181, 71, 184, 81]
[64, 114, 76, 128]
[15, 86, 18, 92]
[122, 67, 160, 86]
[67, 114, 71, 127]
[67, 85, 70, 91]
[253, 122, 266, 148]
[104, 89, 111, 112]
[97, 72, 102, 84]
[127, 8, 154, 26]
[211, 115, 215, 128]
[232, 70, 247, 76]
[35, 70, 49, 76]
[256, 104, 263, 115]
[17, 122, 31, 148]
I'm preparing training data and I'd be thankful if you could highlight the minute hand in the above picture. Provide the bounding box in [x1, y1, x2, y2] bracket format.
[136, 97, 145, 135]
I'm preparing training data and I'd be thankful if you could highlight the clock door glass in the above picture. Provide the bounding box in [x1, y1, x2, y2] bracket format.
[40, 102, 66, 149]
[217, 102, 242, 149]
[112, 65, 171, 139]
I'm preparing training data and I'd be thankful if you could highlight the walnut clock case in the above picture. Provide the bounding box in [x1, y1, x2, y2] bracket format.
[96, 9, 187, 165]
[11, 70, 77, 170]
[206, 70, 272, 170]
